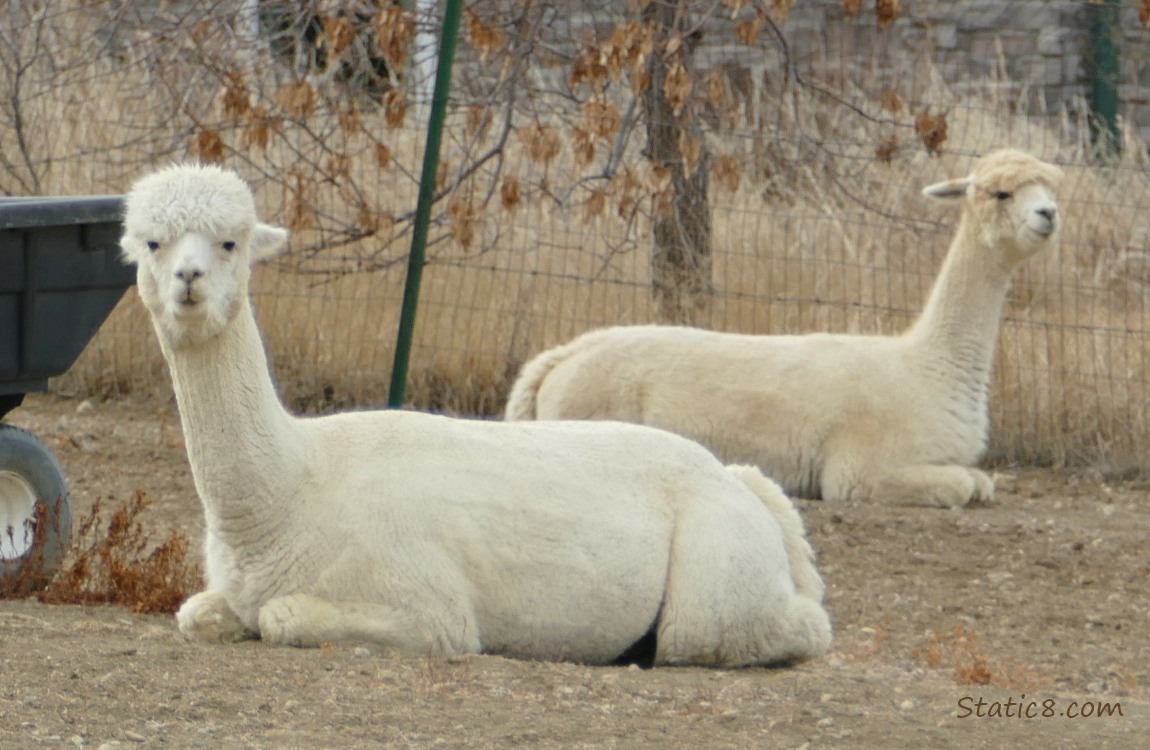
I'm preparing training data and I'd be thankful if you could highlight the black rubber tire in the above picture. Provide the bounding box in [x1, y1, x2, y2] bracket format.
[0, 424, 71, 593]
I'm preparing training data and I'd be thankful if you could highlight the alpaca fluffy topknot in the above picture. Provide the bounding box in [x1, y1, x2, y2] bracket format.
[968, 148, 1063, 196]
[122, 163, 257, 258]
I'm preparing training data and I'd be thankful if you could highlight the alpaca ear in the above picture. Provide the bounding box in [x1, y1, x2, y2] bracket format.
[251, 222, 289, 261]
[922, 176, 972, 200]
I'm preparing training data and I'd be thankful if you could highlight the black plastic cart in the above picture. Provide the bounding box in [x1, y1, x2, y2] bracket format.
[0, 196, 132, 591]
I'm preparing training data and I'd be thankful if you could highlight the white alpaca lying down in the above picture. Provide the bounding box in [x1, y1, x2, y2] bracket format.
[119, 163, 830, 667]
[505, 149, 1063, 508]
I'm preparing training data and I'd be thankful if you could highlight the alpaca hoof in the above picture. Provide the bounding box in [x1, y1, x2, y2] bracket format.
[176, 590, 255, 643]
[969, 469, 995, 504]
[258, 594, 326, 647]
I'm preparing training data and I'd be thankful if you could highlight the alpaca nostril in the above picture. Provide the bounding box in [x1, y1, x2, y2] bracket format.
[1036, 206, 1056, 222]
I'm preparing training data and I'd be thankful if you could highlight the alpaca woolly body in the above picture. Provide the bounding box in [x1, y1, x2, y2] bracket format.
[120, 163, 831, 667]
[505, 149, 1063, 508]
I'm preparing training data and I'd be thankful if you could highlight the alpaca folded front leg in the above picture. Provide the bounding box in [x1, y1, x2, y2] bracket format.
[875, 464, 995, 508]
[176, 590, 258, 643]
[257, 593, 475, 654]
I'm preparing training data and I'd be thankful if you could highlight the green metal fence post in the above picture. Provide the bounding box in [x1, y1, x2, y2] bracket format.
[387, 0, 464, 408]
[1089, 0, 1120, 155]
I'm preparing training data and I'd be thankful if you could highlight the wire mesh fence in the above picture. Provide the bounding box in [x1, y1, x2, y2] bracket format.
[4, 0, 1150, 471]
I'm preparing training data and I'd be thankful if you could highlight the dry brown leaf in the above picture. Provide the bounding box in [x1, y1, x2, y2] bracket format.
[734, 14, 764, 45]
[243, 104, 272, 151]
[220, 71, 250, 120]
[375, 143, 392, 170]
[880, 88, 903, 114]
[570, 45, 609, 88]
[338, 107, 360, 134]
[194, 129, 225, 163]
[447, 197, 480, 251]
[604, 20, 654, 81]
[581, 98, 622, 141]
[713, 154, 741, 192]
[571, 126, 596, 170]
[287, 173, 317, 233]
[704, 69, 728, 109]
[373, 5, 415, 74]
[321, 15, 357, 60]
[327, 154, 350, 180]
[915, 107, 948, 154]
[647, 163, 674, 218]
[466, 9, 506, 64]
[1141, 0, 1150, 26]
[875, 136, 898, 163]
[876, 0, 901, 29]
[275, 80, 316, 117]
[663, 61, 693, 117]
[842, 0, 864, 15]
[500, 174, 521, 212]
[383, 88, 408, 128]
[435, 160, 452, 192]
[466, 104, 491, 141]
[519, 121, 563, 165]
[770, 0, 795, 24]
[584, 189, 606, 222]
[630, 66, 651, 97]
[355, 202, 393, 237]
[679, 132, 702, 177]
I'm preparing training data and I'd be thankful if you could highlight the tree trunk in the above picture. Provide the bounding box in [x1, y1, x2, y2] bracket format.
[642, 1, 712, 326]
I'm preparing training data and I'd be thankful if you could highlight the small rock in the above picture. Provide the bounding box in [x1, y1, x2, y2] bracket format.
[123, 730, 147, 743]
[353, 646, 371, 658]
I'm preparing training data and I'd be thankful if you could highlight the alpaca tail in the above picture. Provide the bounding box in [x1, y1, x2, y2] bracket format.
[504, 335, 591, 421]
[726, 464, 826, 604]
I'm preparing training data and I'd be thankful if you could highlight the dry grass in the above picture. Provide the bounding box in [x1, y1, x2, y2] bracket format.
[914, 624, 1052, 691]
[11, 5, 1150, 470]
[37, 491, 202, 615]
[0, 496, 69, 596]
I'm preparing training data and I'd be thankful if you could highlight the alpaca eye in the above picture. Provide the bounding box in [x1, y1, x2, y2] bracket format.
[222, 241, 236, 251]
[994, 191, 1012, 201]
[146, 240, 160, 252]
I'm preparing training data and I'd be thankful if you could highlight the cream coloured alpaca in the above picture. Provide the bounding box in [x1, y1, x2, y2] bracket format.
[505, 149, 1062, 508]
[120, 163, 831, 666]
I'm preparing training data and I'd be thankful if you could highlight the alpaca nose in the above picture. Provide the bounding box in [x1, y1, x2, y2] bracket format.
[1036, 206, 1056, 222]
[175, 267, 204, 282]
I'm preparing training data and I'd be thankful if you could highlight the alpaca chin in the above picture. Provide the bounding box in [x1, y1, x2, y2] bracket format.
[159, 293, 239, 348]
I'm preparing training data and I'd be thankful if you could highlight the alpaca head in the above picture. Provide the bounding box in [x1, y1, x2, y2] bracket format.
[121, 163, 288, 347]
[922, 149, 1062, 269]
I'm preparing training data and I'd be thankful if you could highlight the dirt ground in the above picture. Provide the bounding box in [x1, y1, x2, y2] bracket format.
[2, 392, 1148, 750]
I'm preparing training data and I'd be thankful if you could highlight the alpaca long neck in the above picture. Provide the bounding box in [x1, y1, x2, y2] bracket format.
[904, 214, 1013, 406]
[159, 302, 301, 527]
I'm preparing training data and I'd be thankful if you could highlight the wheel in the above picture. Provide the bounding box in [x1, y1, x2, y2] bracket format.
[0, 424, 71, 593]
